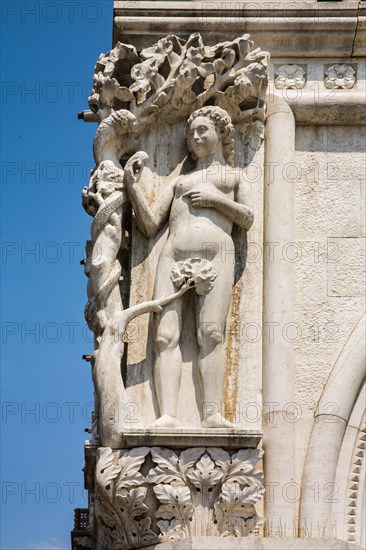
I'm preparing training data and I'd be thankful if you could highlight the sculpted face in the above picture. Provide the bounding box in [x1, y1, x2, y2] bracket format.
[188, 116, 221, 159]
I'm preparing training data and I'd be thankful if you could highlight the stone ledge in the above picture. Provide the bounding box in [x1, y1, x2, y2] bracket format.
[143, 536, 363, 550]
[118, 428, 262, 449]
[113, 1, 365, 57]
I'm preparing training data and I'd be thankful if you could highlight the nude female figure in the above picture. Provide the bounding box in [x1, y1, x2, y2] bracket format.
[125, 106, 253, 428]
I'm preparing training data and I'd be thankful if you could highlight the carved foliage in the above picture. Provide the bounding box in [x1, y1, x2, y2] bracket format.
[95, 446, 264, 545]
[239, 119, 264, 152]
[147, 447, 264, 540]
[170, 258, 217, 295]
[90, 33, 268, 127]
[95, 447, 157, 549]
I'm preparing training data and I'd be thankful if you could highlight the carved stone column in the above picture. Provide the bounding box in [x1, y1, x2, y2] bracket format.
[80, 28, 269, 549]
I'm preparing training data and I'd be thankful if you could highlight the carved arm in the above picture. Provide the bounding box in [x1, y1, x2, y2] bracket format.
[210, 194, 253, 230]
[184, 172, 254, 231]
[124, 152, 175, 238]
[120, 279, 194, 334]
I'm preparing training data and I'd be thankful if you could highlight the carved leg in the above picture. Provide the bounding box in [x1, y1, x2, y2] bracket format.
[151, 257, 184, 428]
[196, 257, 234, 428]
[152, 308, 182, 428]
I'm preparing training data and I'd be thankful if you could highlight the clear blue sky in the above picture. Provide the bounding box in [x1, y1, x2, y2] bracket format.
[1, 2, 114, 548]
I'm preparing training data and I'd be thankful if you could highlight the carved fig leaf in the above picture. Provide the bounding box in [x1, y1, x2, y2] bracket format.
[147, 447, 186, 485]
[115, 87, 134, 102]
[186, 453, 223, 490]
[99, 78, 120, 107]
[240, 119, 264, 152]
[90, 32, 268, 126]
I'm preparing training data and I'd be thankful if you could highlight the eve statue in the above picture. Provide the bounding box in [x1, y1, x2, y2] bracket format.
[125, 106, 254, 428]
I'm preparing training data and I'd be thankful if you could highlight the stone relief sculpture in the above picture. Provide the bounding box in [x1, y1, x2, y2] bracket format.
[274, 64, 306, 89]
[95, 446, 264, 548]
[124, 106, 253, 428]
[82, 116, 195, 446]
[324, 63, 356, 89]
[80, 30, 268, 548]
[83, 31, 268, 441]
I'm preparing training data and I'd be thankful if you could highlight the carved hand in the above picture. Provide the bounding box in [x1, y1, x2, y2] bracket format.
[183, 189, 215, 208]
[124, 151, 149, 185]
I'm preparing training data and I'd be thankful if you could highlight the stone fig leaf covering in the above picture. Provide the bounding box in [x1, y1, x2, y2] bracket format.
[170, 258, 217, 295]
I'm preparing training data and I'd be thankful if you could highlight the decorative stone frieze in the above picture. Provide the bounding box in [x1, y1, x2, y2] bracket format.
[274, 64, 306, 90]
[95, 446, 264, 548]
[324, 64, 356, 89]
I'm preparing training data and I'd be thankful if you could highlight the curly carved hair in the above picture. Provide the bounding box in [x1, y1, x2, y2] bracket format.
[186, 106, 235, 165]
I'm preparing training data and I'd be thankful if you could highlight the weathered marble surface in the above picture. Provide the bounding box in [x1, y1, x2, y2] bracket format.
[95, 446, 264, 548]
[75, 2, 366, 548]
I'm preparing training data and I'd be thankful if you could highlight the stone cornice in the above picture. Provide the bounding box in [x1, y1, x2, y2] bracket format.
[113, 1, 365, 57]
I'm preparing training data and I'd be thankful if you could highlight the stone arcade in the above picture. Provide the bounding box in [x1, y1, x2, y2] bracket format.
[72, 2, 365, 549]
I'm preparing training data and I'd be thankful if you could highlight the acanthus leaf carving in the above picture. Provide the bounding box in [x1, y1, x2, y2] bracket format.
[94, 446, 264, 544]
[148, 446, 264, 541]
[95, 447, 158, 550]
[147, 447, 189, 486]
[215, 483, 264, 537]
[186, 454, 223, 490]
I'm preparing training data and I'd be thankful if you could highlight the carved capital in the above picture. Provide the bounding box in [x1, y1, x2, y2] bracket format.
[95, 446, 264, 547]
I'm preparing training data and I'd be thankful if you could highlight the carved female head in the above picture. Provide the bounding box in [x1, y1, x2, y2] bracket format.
[186, 106, 235, 165]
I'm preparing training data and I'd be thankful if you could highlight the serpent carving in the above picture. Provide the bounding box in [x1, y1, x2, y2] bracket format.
[82, 109, 194, 446]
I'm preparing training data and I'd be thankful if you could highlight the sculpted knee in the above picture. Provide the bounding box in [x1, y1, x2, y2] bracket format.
[197, 323, 224, 350]
[155, 328, 180, 353]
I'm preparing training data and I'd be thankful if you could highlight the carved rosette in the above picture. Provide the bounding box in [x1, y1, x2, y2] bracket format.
[274, 64, 306, 90]
[95, 446, 264, 547]
[324, 64, 356, 89]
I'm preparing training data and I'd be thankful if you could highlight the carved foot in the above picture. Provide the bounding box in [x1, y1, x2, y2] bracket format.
[202, 413, 234, 428]
[150, 414, 180, 428]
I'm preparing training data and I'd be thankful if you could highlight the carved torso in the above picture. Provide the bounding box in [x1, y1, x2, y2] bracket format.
[167, 169, 237, 260]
